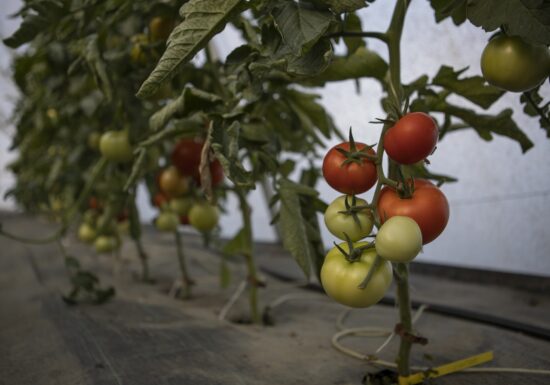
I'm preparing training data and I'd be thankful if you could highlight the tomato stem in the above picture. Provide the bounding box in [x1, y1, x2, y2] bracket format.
[236, 188, 262, 324]
[174, 230, 193, 299]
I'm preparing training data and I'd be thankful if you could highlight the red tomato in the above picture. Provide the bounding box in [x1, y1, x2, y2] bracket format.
[171, 138, 224, 186]
[384, 112, 438, 165]
[377, 179, 449, 244]
[322, 142, 377, 195]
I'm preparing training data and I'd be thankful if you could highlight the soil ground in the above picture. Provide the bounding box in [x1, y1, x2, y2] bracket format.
[1, 212, 549, 385]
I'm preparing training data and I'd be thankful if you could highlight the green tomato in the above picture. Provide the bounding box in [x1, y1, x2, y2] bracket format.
[375, 216, 422, 263]
[78, 223, 97, 243]
[155, 211, 179, 232]
[188, 202, 219, 232]
[94, 235, 119, 253]
[169, 197, 194, 216]
[324, 195, 373, 241]
[481, 34, 550, 92]
[321, 242, 393, 308]
[99, 131, 133, 163]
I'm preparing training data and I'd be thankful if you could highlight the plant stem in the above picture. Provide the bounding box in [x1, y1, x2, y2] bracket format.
[174, 230, 193, 299]
[134, 238, 150, 282]
[326, 31, 388, 42]
[395, 262, 413, 376]
[384, 0, 413, 378]
[236, 188, 261, 324]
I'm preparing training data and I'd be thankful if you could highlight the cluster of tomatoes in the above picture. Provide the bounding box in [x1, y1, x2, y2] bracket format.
[76, 132, 222, 253]
[153, 138, 221, 234]
[77, 197, 129, 253]
[320, 113, 449, 308]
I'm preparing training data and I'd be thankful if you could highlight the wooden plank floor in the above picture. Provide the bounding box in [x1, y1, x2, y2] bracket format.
[1, 213, 549, 385]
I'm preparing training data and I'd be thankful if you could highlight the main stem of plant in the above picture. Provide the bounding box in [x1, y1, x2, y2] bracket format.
[385, 0, 413, 377]
[174, 230, 192, 299]
[236, 189, 261, 324]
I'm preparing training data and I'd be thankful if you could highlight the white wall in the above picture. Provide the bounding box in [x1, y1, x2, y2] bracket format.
[1, 1, 549, 276]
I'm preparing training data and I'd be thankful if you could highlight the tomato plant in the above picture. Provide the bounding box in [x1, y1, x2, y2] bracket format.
[321, 242, 392, 308]
[322, 141, 377, 195]
[149, 17, 175, 42]
[324, 195, 373, 241]
[375, 216, 423, 263]
[384, 112, 438, 164]
[378, 179, 450, 244]
[481, 34, 550, 92]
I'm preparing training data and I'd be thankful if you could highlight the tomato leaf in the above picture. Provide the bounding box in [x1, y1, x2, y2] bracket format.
[211, 121, 255, 189]
[428, 0, 467, 26]
[149, 87, 222, 132]
[222, 227, 252, 257]
[467, 0, 550, 45]
[520, 88, 550, 138]
[3, 1, 67, 48]
[301, 46, 388, 86]
[401, 162, 458, 185]
[342, 13, 365, 55]
[306, 0, 370, 14]
[285, 89, 336, 139]
[137, 0, 245, 98]
[432, 65, 505, 109]
[279, 179, 316, 278]
[271, 2, 333, 55]
[412, 97, 534, 153]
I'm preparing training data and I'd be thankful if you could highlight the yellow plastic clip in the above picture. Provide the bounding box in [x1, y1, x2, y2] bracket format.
[398, 351, 494, 385]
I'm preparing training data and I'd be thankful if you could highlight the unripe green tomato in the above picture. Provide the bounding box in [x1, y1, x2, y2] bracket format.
[78, 223, 97, 243]
[169, 197, 194, 216]
[188, 202, 219, 232]
[375, 216, 422, 263]
[324, 195, 373, 241]
[155, 211, 179, 232]
[82, 209, 98, 226]
[321, 243, 393, 308]
[149, 17, 175, 42]
[130, 34, 148, 63]
[481, 35, 550, 92]
[94, 235, 119, 253]
[99, 131, 133, 163]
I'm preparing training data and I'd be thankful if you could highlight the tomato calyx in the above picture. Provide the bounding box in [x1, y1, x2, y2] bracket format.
[336, 129, 377, 167]
[337, 195, 372, 227]
[333, 234, 374, 263]
[357, 254, 382, 289]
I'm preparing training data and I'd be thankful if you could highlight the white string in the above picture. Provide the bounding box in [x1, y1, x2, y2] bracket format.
[218, 280, 248, 322]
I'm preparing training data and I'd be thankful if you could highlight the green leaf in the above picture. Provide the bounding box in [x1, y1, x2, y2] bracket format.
[428, 0, 467, 25]
[401, 162, 458, 185]
[279, 179, 318, 278]
[3, 1, 66, 48]
[467, 0, 550, 45]
[271, 2, 333, 55]
[412, 98, 534, 152]
[149, 87, 223, 131]
[285, 38, 334, 77]
[137, 0, 244, 98]
[520, 88, 550, 137]
[308, 0, 369, 14]
[342, 13, 365, 55]
[222, 228, 251, 256]
[83, 35, 112, 101]
[301, 46, 388, 86]
[211, 121, 255, 188]
[432, 65, 505, 109]
[285, 89, 336, 139]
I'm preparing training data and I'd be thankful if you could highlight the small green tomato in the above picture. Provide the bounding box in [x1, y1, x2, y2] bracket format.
[375, 216, 422, 263]
[324, 195, 373, 241]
